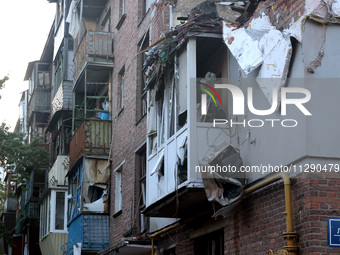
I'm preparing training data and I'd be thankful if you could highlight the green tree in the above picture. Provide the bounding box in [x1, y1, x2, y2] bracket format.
[0, 76, 48, 248]
[0, 76, 8, 99]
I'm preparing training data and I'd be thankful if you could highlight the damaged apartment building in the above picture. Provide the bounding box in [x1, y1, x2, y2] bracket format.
[6, 0, 340, 255]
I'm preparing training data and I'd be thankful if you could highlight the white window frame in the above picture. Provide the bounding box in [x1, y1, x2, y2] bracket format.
[50, 190, 68, 233]
[114, 161, 124, 214]
[39, 190, 68, 241]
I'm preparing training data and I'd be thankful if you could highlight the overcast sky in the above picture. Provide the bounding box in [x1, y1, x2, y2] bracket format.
[0, 0, 55, 130]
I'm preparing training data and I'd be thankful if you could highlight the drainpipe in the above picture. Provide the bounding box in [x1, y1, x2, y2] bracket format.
[244, 173, 298, 255]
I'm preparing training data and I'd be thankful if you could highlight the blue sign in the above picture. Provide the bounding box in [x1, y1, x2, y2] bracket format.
[328, 217, 340, 247]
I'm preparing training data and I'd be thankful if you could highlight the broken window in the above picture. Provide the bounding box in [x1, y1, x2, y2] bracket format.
[150, 150, 164, 177]
[176, 50, 188, 130]
[196, 37, 229, 123]
[147, 88, 157, 155]
[136, 145, 149, 233]
[138, 31, 149, 118]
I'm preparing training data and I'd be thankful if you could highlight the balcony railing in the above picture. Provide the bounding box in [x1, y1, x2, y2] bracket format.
[66, 214, 109, 254]
[69, 119, 111, 169]
[28, 88, 51, 120]
[23, 201, 40, 219]
[74, 30, 114, 80]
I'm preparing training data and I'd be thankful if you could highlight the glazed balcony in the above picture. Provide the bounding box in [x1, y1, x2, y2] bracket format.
[69, 119, 111, 169]
[73, 30, 114, 81]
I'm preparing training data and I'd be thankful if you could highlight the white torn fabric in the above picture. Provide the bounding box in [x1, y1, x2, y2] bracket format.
[66, 0, 80, 39]
[257, 30, 293, 105]
[223, 26, 263, 75]
[332, 0, 340, 16]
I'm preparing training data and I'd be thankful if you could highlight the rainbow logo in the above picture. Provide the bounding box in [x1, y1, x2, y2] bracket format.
[198, 82, 222, 115]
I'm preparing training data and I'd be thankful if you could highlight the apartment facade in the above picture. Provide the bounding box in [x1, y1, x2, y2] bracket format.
[5, 0, 340, 255]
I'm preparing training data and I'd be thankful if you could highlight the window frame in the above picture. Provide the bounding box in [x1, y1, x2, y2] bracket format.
[39, 189, 68, 241]
[114, 164, 123, 215]
[118, 67, 125, 111]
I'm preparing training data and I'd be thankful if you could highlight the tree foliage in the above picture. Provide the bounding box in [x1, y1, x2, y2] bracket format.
[0, 76, 49, 245]
[0, 123, 49, 183]
[0, 76, 9, 99]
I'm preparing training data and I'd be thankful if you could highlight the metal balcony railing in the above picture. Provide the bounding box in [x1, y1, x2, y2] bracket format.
[74, 30, 114, 80]
[69, 119, 111, 169]
[67, 214, 109, 254]
[28, 89, 51, 120]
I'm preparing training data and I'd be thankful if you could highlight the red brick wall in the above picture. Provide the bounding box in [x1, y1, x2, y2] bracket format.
[155, 172, 340, 255]
[248, 0, 305, 30]
[109, 0, 170, 246]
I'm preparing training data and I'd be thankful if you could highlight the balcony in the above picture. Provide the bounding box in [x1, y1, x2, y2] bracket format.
[15, 201, 40, 235]
[23, 201, 40, 219]
[74, 30, 114, 81]
[28, 88, 51, 120]
[66, 214, 109, 254]
[69, 119, 111, 169]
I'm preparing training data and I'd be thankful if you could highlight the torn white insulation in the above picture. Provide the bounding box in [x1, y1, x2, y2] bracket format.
[223, 26, 263, 75]
[249, 13, 275, 31]
[223, 13, 296, 105]
[257, 30, 292, 105]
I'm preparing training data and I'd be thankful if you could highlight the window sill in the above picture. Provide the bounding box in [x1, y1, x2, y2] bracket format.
[117, 107, 124, 117]
[137, 8, 150, 28]
[112, 209, 122, 218]
[116, 14, 127, 30]
[135, 113, 147, 126]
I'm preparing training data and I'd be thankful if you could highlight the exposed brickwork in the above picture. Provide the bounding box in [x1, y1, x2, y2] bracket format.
[155, 172, 340, 255]
[248, 0, 306, 30]
[109, 0, 170, 247]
